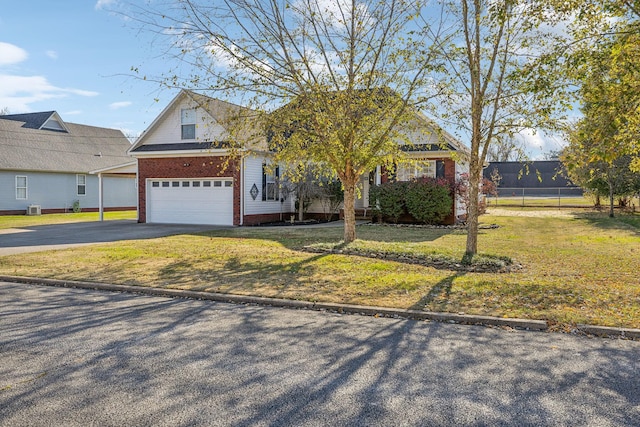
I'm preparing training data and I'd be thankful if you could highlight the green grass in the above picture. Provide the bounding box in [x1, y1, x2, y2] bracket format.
[0, 211, 136, 229]
[0, 209, 638, 329]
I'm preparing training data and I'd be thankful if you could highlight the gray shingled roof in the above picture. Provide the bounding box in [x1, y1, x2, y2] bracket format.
[484, 161, 578, 188]
[1, 111, 58, 130]
[0, 113, 133, 173]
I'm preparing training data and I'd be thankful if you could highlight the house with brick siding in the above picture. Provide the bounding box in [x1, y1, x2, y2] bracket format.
[129, 90, 468, 226]
[343, 112, 469, 223]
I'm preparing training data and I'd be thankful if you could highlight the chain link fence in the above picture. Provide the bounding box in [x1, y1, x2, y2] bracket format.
[486, 187, 591, 208]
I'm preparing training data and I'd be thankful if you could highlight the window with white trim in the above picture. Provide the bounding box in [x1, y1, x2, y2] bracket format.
[262, 164, 279, 201]
[77, 174, 86, 196]
[396, 159, 436, 181]
[16, 176, 27, 199]
[181, 108, 196, 140]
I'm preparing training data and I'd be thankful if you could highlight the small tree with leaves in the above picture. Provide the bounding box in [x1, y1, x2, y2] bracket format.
[130, 0, 447, 243]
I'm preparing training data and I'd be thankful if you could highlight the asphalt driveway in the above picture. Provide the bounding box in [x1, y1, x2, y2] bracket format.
[0, 220, 223, 256]
[1, 282, 639, 426]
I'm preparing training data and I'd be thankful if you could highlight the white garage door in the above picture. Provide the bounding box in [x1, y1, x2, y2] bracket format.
[147, 179, 234, 225]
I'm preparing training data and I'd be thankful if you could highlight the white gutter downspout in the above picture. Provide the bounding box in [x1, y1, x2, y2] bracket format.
[98, 172, 104, 222]
[240, 156, 244, 226]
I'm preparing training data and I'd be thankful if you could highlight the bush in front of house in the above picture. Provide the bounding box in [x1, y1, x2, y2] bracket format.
[370, 181, 408, 223]
[370, 178, 453, 224]
[405, 178, 453, 224]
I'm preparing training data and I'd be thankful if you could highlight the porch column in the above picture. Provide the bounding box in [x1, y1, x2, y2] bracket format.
[98, 173, 104, 221]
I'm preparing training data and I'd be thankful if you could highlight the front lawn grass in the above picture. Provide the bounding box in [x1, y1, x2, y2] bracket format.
[0, 211, 137, 229]
[0, 209, 638, 329]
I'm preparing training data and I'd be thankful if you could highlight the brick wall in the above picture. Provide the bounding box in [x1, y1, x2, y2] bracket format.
[243, 213, 286, 225]
[137, 156, 241, 225]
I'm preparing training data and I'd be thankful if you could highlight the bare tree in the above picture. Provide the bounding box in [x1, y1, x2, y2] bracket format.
[127, 0, 448, 243]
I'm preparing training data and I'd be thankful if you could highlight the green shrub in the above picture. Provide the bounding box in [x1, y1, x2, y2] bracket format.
[370, 178, 452, 224]
[405, 178, 452, 224]
[370, 181, 408, 223]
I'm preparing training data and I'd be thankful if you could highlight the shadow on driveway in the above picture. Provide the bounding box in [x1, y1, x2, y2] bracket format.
[0, 220, 226, 256]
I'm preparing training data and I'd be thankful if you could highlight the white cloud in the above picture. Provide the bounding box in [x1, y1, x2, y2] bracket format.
[0, 74, 99, 112]
[46, 50, 58, 60]
[109, 101, 132, 110]
[517, 128, 567, 159]
[63, 110, 83, 115]
[0, 42, 28, 66]
[95, 0, 117, 10]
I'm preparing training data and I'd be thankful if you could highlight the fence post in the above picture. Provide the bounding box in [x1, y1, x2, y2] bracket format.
[522, 188, 525, 207]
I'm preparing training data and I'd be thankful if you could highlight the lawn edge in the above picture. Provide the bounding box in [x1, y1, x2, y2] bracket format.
[3, 274, 548, 332]
[4, 274, 640, 339]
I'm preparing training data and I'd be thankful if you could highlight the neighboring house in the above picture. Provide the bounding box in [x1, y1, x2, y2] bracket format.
[129, 90, 468, 226]
[0, 111, 137, 215]
[484, 161, 582, 197]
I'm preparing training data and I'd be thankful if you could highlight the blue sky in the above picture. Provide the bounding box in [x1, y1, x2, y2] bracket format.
[1, 0, 567, 157]
[0, 1, 171, 139]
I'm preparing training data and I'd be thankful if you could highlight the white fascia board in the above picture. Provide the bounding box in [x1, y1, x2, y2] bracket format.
[130, 149, 232, 159]
[89, 161, 138, 175]
[406, 150, 456, 158]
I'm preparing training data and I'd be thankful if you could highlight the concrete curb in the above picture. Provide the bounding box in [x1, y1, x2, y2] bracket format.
[576, 324, 640, 339]
[5, 274, 637, 338]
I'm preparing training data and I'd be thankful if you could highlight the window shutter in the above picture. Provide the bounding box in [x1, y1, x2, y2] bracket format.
[275, 166, 280, 200]
[262, 164, 267, 201]
[436, 160, 445, 179]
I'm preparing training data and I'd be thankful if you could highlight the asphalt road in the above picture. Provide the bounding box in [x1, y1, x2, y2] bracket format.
[1, 282, 638, 427]
[0, 220, 223, 256]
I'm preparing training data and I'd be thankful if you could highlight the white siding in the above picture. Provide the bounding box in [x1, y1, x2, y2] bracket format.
[243, 155, 293, 216]
[0, 171, 136, 212]
[143, 98, 228, 146]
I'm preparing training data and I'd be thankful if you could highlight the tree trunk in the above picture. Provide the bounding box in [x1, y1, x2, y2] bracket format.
[298, 195, 304, 221]
[465, 166, 480, 258]
[343, 183, 357, 243]
[608, 179, 615, 218]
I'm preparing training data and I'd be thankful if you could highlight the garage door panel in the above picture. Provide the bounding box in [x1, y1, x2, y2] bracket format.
[148, 179, 233, 225]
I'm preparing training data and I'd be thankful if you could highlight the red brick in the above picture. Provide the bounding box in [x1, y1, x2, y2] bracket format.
[137, 156, 241, 225]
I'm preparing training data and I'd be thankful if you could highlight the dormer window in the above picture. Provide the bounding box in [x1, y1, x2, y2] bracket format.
[181, 108, 196, 140]
[42, 118, 65, 131]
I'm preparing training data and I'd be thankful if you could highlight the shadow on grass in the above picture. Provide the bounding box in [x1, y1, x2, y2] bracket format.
[155, 252, 331, 298]
[410, 272, 466, 311]
[194, 225, 512, 273]
[573, 212, 640, 236]
[199, 223, 458, 249]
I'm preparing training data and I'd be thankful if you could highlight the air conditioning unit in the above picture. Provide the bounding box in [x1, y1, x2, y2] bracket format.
[27, 205, 41, 216]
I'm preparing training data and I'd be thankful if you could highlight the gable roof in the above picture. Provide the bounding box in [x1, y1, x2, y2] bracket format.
[130, 89, 468, 158]
[0, 112, 133, 173]
[410, 111, 469, 155]
[1, 111, 69, 132]
[129, 89, 265, 154]
[269, 88, 469, 155]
